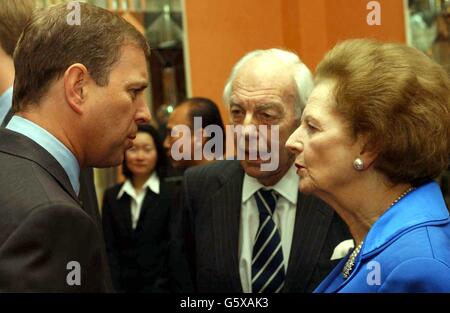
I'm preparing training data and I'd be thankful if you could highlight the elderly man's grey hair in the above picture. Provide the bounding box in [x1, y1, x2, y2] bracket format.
[222, 48, 314, 118]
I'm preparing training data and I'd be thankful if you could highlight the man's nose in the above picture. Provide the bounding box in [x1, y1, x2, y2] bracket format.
[241, 112, 259, 138]
[135, 100, 151, 124]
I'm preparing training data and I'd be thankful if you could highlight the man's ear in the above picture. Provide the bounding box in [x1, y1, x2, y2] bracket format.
[63, 63, 89, 115]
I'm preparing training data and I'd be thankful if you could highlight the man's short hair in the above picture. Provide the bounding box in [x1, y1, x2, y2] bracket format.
[0, 0, 34, 57]
[222, 49, 314, 118]
[183, 97, 225, 147]
[13, 2, 150, 112]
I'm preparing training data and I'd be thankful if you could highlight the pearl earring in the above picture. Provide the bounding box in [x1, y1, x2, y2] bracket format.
[353, 158, 364, 171]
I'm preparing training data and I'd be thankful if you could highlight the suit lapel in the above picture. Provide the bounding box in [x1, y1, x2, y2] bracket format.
[0, 128, 79, 203]
[0, 107, 14, 128]
[283, 192, 334, 292]
[135, 188, 159, 232]
[208, 163, 244, 292]
[116, 193, 133, 236]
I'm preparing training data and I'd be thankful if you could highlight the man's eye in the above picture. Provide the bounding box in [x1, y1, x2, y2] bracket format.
[307, 123, 318, 132]
[231, 109, 244, 119]
[262, 112, 273, 119]
[130, 88, 144, 100]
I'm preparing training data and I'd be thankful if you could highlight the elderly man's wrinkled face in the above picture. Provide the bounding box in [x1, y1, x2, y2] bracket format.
[229, 56, 299, 185]
[286, 81, 361, 196]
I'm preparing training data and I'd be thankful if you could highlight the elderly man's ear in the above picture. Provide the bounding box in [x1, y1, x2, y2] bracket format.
[63, 63, 90, 115]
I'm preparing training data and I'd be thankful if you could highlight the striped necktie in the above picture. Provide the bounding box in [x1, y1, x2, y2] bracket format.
[251, 189, 285, 293]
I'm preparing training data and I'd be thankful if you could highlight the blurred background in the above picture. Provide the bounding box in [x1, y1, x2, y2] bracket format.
[33, 0, 450, 207]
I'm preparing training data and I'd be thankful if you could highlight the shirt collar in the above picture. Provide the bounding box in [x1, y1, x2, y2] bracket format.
[117, 172, 160, 199]
[0, 86, 13, 125]
[362, 181, 450, 256]
[242, 165, 299, 204]
[6, 116, 80, 195]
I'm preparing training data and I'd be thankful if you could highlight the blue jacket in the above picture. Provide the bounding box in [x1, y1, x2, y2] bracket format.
[314, 181, 450, 293]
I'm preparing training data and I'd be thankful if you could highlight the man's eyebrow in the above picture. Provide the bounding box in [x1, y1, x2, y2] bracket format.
[126, 80, 148, 89]
[255, 102, 283, 110]
[230, 101, 244, 108]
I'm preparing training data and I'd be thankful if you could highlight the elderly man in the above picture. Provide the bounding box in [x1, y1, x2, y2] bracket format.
[0, 3, 151, 292]
[180, 49, 350, 293]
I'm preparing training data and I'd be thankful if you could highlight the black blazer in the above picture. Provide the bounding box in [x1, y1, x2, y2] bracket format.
[181, 161, 351, 293]
[102, 180, 171, 292]
[0, 128, 112, 292]
[1, 109, 113, 291]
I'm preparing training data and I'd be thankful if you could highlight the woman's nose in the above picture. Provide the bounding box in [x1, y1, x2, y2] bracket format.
[286, 127, 303, 154]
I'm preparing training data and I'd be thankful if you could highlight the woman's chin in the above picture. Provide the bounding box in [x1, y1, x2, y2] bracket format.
[131, 170, 152, 178]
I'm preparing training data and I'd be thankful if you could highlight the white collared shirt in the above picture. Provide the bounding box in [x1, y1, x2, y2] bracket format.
[239, 165, 299, 293]
[117, 172, 160, 230]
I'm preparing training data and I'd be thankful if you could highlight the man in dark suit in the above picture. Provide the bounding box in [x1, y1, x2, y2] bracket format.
[0, 0, 113, 291]
[181, 49, 351, 293]
[162, 97, 226, 292]
[0, 3, 151, 292]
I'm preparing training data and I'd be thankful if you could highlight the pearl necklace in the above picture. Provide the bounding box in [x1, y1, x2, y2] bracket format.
[341, 186, 415, 279]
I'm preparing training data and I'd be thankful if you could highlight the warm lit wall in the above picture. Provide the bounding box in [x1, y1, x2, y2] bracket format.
[184, 0, 406, 122]
[292, 0, 407, 70]
[184, 0, 286, 122]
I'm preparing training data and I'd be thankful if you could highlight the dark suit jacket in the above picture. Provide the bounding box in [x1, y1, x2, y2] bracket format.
[0, 128, 112, 292]
[181, 161, 351, 293]
[102, 181, 172, 292]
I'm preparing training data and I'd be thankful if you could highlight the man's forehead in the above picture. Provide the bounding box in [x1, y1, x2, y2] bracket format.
[230, 75, 296, 104]
[233, 61, 294, 94]
[113, 45, 148, 76]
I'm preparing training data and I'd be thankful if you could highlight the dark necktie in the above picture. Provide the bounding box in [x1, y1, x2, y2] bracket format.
[251, 189, 285, 293]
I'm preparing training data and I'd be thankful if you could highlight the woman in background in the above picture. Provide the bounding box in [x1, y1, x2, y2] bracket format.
[286, 39, 450, 292]
[102, 124, 169, 292]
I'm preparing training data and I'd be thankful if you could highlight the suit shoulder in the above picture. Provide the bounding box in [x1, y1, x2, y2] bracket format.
[380, 257, 450, 292]
[384, 225, 450, 263]
[184, 160, 241, 182]
[103, 183, 124, 199]
[0, 156, 76, 217]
